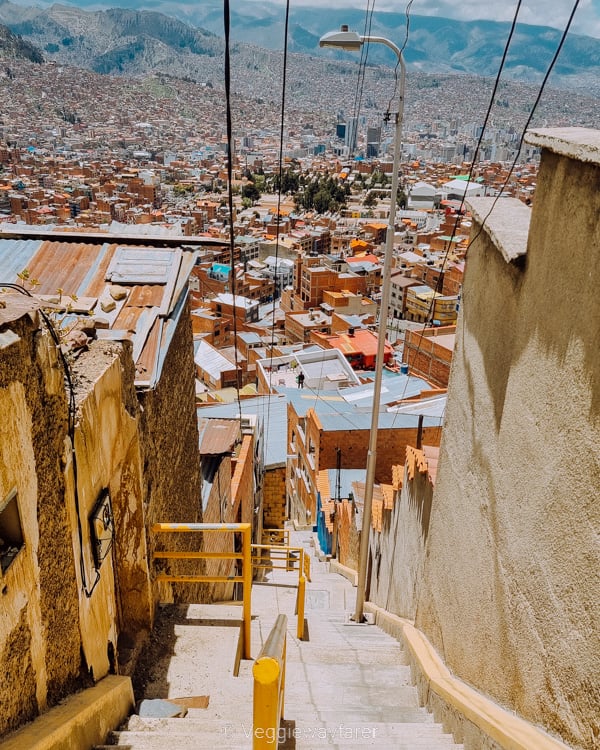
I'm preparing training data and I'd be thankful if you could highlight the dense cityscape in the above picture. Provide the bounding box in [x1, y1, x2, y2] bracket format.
[0, 6, 598, 749]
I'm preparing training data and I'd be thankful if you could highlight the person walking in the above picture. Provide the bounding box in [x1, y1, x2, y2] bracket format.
[297, 371, 305, 388]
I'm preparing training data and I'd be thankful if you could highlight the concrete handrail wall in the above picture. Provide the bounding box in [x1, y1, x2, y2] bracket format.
[364, 602, 572, 750]
[253, 614, 287, 749]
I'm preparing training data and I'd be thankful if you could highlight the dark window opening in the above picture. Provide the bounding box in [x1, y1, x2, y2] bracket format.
[0, 489, 24, 574]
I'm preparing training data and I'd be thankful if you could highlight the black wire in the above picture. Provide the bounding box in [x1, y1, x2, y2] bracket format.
[223, 0, 244, 424]
[385, 0, 414, 118]
[1, 282, 100, 597]
[467, 0, 581, 253]
[350, 0, 376, 154]
[390, 0, 524, 424]
[265, 0, 291, 448]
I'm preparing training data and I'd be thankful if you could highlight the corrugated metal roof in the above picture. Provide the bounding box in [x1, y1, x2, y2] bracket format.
[0, 239, 42, 282]
[195, 339, 236, 379]
[326, 468, 367, 500]
[106, 246, 175, 284]
[389, 394, 447, 418]
[197, 395, 288, 468]
[0, 235, 195, 390]
[198, 418, 240, 455]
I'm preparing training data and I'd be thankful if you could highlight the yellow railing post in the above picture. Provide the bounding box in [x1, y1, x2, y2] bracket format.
[151, 522, 252, 660]
[296, 575, 305, 641]
[253, 614, 287, 749]
[242, 523, 252, 660]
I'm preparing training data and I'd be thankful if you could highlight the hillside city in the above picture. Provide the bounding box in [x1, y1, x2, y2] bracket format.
[0, 12, 598, 750]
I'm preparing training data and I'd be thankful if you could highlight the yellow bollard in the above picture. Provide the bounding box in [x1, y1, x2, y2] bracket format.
[253, 657, 281, 749]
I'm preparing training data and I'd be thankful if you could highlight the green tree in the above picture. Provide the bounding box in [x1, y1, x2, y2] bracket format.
[242, 182, 261, 203]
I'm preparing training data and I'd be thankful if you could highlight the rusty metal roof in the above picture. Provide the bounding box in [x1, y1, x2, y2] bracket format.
[0, 235, 198, 389]
[198, 418, 240, 455]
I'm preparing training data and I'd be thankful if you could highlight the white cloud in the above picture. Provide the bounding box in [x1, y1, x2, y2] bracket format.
[252, 0, 600, 39]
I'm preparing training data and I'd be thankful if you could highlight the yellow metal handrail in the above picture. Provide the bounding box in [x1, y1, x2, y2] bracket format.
[152, 522, 252, 659]
[253, 614, 287, 749]
[251, 543, 308, 640]
[262, 528, 290, 547]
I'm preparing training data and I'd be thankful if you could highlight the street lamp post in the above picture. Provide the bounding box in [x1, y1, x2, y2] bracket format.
[320, 27, 406, 623]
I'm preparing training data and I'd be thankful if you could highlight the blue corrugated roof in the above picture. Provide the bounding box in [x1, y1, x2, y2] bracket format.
[0, 238, 42, 282]
[197, 395, 288, 468]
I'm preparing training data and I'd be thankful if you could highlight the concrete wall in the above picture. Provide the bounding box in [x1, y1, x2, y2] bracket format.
[415, 129, 600, 750]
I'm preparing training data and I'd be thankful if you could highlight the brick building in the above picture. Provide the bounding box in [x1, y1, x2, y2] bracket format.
[404, 325, 456, 388]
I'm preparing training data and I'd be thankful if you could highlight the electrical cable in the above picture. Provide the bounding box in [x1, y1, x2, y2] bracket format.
[385, 0, 414, 119]
[263, 0, 291, 453]
[467, 0, 581, 253]
[389, 0, 525, 428]
[223, 0, 244, 424]
[350, 0, 376, 155]
[395, 0, 581, 437]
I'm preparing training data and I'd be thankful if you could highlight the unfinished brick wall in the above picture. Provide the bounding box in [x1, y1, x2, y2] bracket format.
[405, 328, 454, 388]
[318, 426, 442, 485]
[201, 458, 235, 602]
[231, 434, 254, 525]
[263, 467, 287, 530]
[336, 500, 360, 571]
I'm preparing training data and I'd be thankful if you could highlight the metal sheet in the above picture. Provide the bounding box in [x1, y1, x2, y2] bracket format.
[198, 418, 240, 455]
[105, 246, 176, 284]
[0, 239, 42, 283]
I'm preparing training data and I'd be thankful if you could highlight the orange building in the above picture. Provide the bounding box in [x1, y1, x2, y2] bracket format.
[311, 327, 394, 370]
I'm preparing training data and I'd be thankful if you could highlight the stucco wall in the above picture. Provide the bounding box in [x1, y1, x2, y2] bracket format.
[0, 305, 155, 738]
[202, 457, 234, 602]
[69, 343, 152, 677]
[0, 312, 82, 737]
[415, 131, 600, 749]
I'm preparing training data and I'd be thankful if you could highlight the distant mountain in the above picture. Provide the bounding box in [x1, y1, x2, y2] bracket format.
[0, 0, 598, 94]
[0, 2, 221, 75]
[0, 19, 43, 63]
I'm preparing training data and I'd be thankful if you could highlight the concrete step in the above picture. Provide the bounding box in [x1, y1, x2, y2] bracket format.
[103, 530, 465, 750]
[98, 722, 461, 749]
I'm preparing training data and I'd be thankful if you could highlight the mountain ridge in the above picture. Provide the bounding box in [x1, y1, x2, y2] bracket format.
[0, 0, 598, 95]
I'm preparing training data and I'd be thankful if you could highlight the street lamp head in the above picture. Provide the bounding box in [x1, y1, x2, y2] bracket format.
[319, 26, 363, 52]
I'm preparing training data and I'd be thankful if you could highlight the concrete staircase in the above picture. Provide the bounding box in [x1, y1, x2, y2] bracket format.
[95, 531, 463, 749]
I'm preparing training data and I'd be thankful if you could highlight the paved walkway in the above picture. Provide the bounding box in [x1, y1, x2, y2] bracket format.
[96, 529, 463, 749]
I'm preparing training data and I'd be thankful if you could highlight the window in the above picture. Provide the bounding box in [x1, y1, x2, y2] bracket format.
[0, 489, 24, 574]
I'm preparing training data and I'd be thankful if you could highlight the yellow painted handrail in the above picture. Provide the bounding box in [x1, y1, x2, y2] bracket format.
[253, 614, 287, 749]
[251, 543, 308, 639]
[262, 528, 290, 547]
[152, 522, 252, 659]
